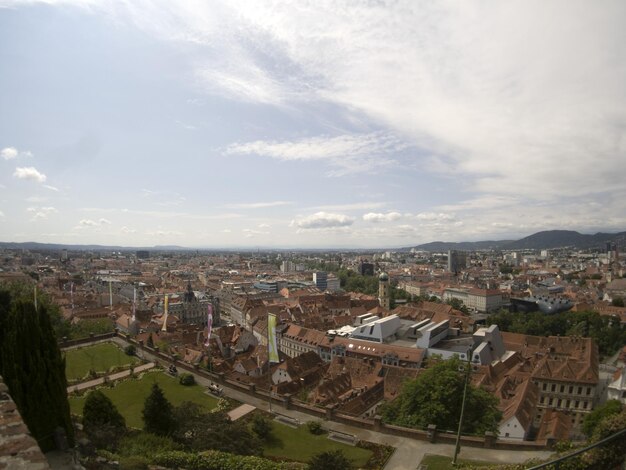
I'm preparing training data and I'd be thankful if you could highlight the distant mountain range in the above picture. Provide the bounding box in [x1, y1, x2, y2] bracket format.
[0, 241, 187, 252]
[407, 230, 626, 252]
[1, 230, 625, 253]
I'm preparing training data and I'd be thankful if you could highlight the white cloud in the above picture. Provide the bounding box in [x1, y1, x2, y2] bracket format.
[291, 212, 354, 230]
[0, 210, 4, 218]
[225, 132, 406, 175]
[121, 226, 136, 234]
[13, 167, 46, 183]
[363, 212, 402, 223]
[224, 201, 293, 209]
[79, 219, 98, 226]
[43, 185, 59, 192]
[1, 147, 33, 160]
[309, 202, 387, 212]
[258, 223, 270, 228]
[109, 2, 625, 196]
[78, 218, 111, 227]
[413, 212, 455, 222]
[26, 206, 57, 221]
[1, 147, 18, 160]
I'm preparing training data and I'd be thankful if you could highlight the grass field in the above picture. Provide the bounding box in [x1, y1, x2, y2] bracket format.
[262, 420, 373, 467]
[419, 454, 496, 469]
[65, 342, 139, 381]
[69, 371, 219, 428]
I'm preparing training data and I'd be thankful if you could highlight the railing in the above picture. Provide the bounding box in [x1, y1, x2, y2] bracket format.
[527, 427, 626, 470]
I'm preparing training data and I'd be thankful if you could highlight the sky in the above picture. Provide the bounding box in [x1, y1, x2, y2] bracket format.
[1, 1, 625, 249]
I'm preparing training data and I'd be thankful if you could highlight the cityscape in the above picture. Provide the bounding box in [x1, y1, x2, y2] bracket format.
[1, 1, 626, 470]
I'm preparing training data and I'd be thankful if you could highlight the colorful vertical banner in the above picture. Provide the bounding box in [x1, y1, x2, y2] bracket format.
[162, 294, 169, 332]
[109, 280, 113, 310]
[268, 313, 279, 363]
[204, 304, 213, 347]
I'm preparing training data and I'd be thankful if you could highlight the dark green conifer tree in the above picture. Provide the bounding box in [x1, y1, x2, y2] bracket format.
[0, 286, 74, 451]
[142, 383, 176, 436]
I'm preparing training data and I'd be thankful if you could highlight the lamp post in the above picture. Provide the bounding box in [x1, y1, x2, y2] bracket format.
[452, 353, 472, 466]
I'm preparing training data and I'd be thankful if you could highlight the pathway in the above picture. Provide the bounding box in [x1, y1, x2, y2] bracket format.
[66, 362, 155, 394]
[227, 403, 256, 421]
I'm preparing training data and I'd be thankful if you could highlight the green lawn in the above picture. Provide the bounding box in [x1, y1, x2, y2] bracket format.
[65, 342, 139, 381]
[69, 371, 220, 429]
[419, 454, 496, 470]
[262, 420, 372, 467]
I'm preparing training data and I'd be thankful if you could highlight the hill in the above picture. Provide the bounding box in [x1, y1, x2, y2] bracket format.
[408, 230, 626, 252]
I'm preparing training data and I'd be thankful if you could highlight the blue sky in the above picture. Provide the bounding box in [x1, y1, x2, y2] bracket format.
[1, 1, 625, 248]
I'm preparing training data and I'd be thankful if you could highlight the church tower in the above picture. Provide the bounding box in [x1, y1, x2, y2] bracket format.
[378, 272, 390, 310]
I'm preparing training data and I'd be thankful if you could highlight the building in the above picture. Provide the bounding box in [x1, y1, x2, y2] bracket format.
[443, 287, 504, 313]
[607, 367, 626, 405]
[136, 250, 150, 259]
[166, 281, 220, 326]
[447, 250, 467, 274]
[326, 276, 341, 292]
[359, 261, 375, 276]
[378, 272, 390, 310]
[313, 271, 328, 291]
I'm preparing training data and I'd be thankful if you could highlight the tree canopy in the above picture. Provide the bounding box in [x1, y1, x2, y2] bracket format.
[308, 450, 352, 470]
[142, 383, 176, 436]
[82, 390, 126, 450]
[582, 399, 623, 437]
[0, 283, 74, 451]
[381, 356, 501, 435]
[487, 309, 626, 357]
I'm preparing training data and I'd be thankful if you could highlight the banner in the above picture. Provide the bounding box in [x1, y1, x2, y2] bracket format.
[109, 280, 113, 310]
[268, 313, 279, 363]
[162, 294, 169, 332]
[131, 287, 136, 322]
[205, 304, 213, 347]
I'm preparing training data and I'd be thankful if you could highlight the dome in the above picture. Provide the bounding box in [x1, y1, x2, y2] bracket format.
[379, 272, 389, 281]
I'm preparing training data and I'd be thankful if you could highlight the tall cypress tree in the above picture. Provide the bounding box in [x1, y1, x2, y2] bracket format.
[0, 286, 74, 452]
[142, 383, 176, 436]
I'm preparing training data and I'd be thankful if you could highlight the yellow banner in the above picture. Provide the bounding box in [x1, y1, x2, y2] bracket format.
[268, 313, 279, 363]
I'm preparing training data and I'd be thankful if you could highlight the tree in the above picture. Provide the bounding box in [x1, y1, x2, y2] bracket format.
[178, 373, 195, 386]
[251, 414, 272, 439]
[124, 344, 136, 356]
[308, 450, 352, 470]
[171, 401, 261, 455]
[82, 390, 126, 449]
[381, 356, 501, 435]
[146, 333, 154, 348]
[612, 297, 625, 307]
[142, 383, 176, 436]
[0, 284, 74, 451]
[582, 408, 626, 469]
[582, 399, 622, 437]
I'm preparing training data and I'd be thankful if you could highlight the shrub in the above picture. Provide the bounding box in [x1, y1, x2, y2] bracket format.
[125, 345, 137, 356]
[306, 420, 324, 435]
[251, 414, 272, 439]
[179, 373, 195, 386]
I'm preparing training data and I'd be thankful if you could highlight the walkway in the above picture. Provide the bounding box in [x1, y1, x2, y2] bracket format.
[66, 362, 155, 394]
[227, 403, 256, 421]
[106, 337, 554, 469]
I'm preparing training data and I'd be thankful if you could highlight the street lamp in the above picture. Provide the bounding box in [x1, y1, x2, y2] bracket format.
[452, 353, 472, 466]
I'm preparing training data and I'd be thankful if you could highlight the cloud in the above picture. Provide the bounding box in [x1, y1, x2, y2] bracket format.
[1, 147, 33, 160]
[121, 226, 137, 234]
[43, 185, 59, 192]
[291, 212, 354, 230]
[309, 202, 387, 212]
[79, 218, 110, 227]
[105, 2, 625, 197]
[242, 228, 270, 237]
[0, 210, 4, 218]
[26, 206, 57, 221]
[224, 201, 293, 209]
[258, 223, 270, 228]
[13, 167, 46, 183]
[1, 147, 18, 160]
[363, 212, 402, 223]
[225, 132, 407, 175]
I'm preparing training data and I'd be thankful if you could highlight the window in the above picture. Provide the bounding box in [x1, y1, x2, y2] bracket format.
[578, 386, 583, 395]
[558, 399, 562, 407]
[542, 383, 547, 391]
[549, 398, 554, 406]
[551, 384, 556, 392]
[560, 385, 565, 393]
[587, 387, 592, 395]
[569, 386, 573, 394]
